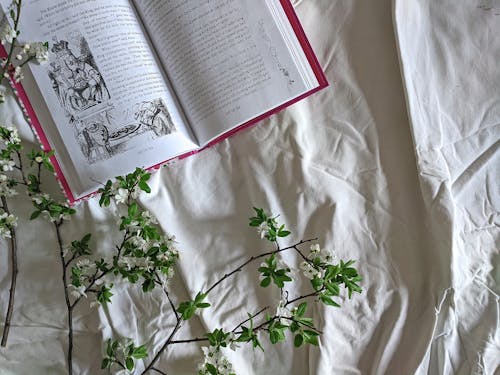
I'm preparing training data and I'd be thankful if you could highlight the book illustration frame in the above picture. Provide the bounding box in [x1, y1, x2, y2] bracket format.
[48, 31, 110, 119]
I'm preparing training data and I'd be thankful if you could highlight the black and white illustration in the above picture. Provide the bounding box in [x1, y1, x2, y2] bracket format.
[73, 99, 177, 164]
[48, 32, 110, 117]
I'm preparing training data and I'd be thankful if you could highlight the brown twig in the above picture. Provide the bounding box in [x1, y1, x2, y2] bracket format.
[0, 196, 18, 347]
[54, 220, 73, 375]
[204, 238, 317, 296]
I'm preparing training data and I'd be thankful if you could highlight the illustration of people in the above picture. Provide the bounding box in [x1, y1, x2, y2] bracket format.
[77, 120, 112, 162]
[134, 99, 176, 137]
[49, 39, 110, 116]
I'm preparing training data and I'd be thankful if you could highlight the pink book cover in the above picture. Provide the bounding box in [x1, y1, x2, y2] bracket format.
[1, 0, 328, 204]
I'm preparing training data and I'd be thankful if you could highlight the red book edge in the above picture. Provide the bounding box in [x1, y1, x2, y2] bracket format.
[1, 0, 328, 205]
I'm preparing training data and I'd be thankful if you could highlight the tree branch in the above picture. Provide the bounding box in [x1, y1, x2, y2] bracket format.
[0, 196, 18, 347]
[204, 238, 317, 296]
[55, 220, 73, 375]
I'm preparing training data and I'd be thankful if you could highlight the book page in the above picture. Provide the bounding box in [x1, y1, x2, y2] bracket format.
[1, 0, 199, 197]
[133, 0, 318, 145]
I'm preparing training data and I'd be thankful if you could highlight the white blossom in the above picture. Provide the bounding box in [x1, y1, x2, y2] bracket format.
[300, 261, 322, 280]
[0, 159, 15, 172]
[308, 244, 337, 264]
[0, 225, 10, 238]
[319, 248, 336, 263]
[141, 210, 157, 224]
[201, 346, 221, 365]
[118, 256, 152, 271]
[32, 193, 50, 205]
[217, 357, 234, 375]
[0, 174, 17, 197]
[76, 258, 97, 276]
[68, 285, 87, 299]
[310, 244, 320, 254]
[5, 126, 21, 145]
[227, 332, 240, 351]
[276, 296, 292, 324]
[130, 187, 140, 199]
[257, 222, 270, 239]
[114, 188, 129, 204]
[30, 42, 49, 62]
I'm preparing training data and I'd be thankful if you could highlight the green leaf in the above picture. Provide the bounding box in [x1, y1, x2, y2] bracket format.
[205, 363, 218, 375]
[139, 181, 151, 193]
[142, 278, 155, 293]
[303, 330, 319, 346]
[311, 277, 323, 291]
[296, 303, 307, 317]
[132, 345, 148, 359]
[269, 330, 279, 344]
[260, 277, 271, 288]
[30, 211, 40, 220]
[278, 230, 291, 237]
[125, 357, 134, 371]
[128, 202, 138, 217]
[101, 358, 111, 369]
[320, 295, 340, 307]
[294, 334, 304, 347]
[106, 340, 114, 357]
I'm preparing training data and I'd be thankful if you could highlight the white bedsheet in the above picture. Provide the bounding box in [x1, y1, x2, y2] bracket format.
[0, 0, 498, 374]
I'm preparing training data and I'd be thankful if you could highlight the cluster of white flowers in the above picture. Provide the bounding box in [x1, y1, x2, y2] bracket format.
[3, 126, 21, 146]
[0, 210, 17, 238]
[112, 185, 139, 205]
[299, 244, 337, 279]
[25, 42, 49, 62]
[198, 346, 234, 375]
[76, 258, 97, 277]
[0, 158, 14, 172]
[299, 261, 322, 279]
[118, 256, 153, 271]
[308, 244, 336, 264]
[0, 174, 16, 197]
[141, 209, 157, 224]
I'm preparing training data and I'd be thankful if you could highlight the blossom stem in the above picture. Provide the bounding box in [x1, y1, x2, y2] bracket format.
[55, 220, 74, 375]
[140, 285, 181, 375]
[14, 150, 28, 185]
[151, 368, 168, 375]
[230, 306, 269, 333]
[0, 195, 17, 347]
[204, 238, 318, 296]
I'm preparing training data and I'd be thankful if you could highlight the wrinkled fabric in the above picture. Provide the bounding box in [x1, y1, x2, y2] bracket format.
[0, 0, 498, 374]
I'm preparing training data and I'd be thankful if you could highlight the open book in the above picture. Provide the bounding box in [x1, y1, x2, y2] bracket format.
[1, 0, 327, 202]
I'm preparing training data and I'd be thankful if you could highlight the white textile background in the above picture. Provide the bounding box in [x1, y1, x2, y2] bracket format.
[0, 0, 498, 374]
